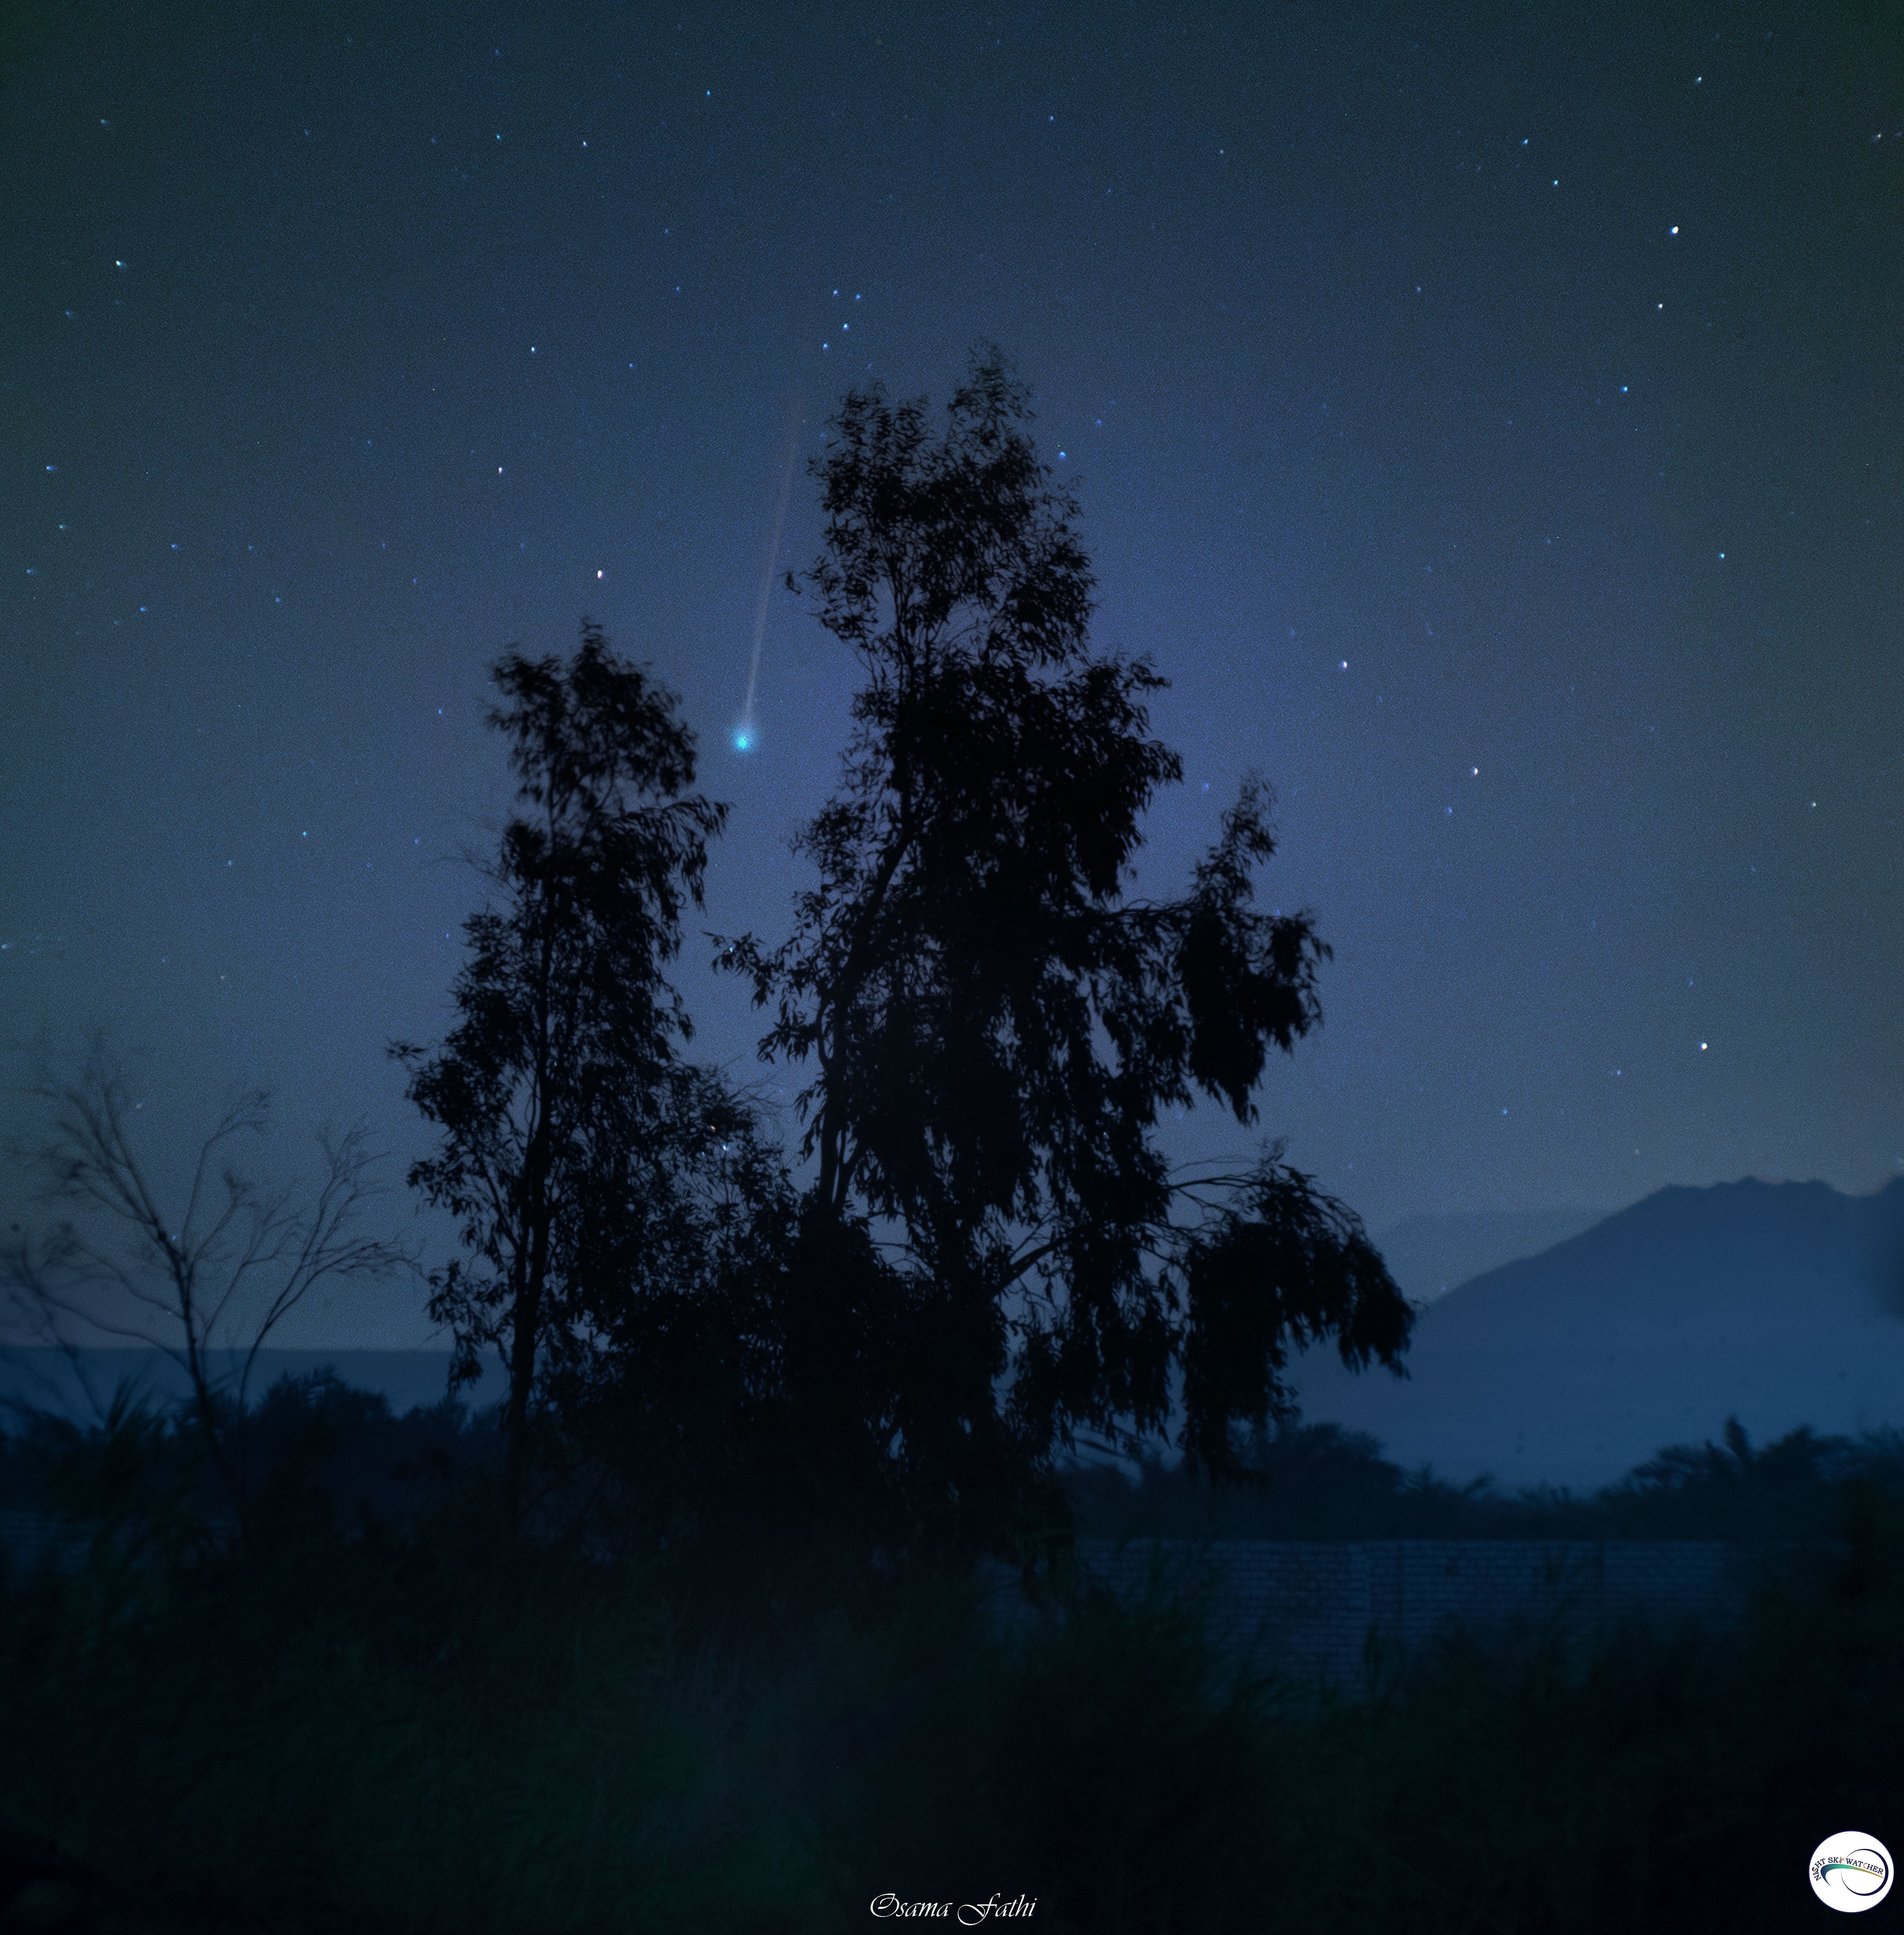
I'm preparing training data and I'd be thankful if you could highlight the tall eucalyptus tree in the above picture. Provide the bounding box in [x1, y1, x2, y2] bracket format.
[719, 352, 1410, 1543]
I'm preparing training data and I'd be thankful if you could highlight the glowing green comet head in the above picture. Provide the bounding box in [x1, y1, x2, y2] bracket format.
[733, 726, 754, 753]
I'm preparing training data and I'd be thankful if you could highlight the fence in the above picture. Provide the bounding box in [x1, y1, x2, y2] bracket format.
[982, 1539, 1750, 1686]
[0, 1509, 95, 1575]
[1, 1509, 1751, 1690]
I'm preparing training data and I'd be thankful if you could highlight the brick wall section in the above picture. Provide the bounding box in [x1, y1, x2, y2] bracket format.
[982, 1539, 1748, 1687]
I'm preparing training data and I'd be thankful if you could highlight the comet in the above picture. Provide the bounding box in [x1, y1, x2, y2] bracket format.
[735, 392, 803, 753]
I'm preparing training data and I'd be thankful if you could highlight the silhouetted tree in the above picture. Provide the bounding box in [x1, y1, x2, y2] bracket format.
[540, 1063, 799, 1543]
[391, 622, 733, 1508]
[718, 350, 1411, 1544]
[1, 1039, 414, 1525]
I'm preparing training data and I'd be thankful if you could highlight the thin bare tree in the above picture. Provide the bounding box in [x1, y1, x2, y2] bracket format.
[1, 1041, 418, 1524]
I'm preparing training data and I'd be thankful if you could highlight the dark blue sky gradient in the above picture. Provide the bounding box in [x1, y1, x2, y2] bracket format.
[4, 3, 1899, 1346]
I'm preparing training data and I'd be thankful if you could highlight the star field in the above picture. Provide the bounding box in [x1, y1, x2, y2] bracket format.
[2, 2, 1899, 1344]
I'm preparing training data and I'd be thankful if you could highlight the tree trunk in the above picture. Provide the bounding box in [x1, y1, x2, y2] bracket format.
[503, 1256, 542, 1525]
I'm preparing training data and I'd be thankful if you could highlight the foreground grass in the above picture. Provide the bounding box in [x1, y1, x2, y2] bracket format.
[5, 1398, 1903, 1930]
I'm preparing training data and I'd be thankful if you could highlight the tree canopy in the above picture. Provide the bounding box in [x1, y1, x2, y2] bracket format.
[718, 349, 1412, 1537]
[391, 623, 734, 1500]
[388, 358, 1410, 1557]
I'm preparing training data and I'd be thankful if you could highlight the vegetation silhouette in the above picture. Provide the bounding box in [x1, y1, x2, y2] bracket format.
[715, 347, 1412, 1557]
[372, 349, 1410, 1574]
[23, 349, 1883, 1929]
[389, 626, 760, 1521]
[6, 1382, 1904, 1931]
[0, 1043, 415, 1535]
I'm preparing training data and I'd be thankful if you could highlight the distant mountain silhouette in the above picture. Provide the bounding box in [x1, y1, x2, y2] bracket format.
[1293, 1178, 1904, 1491]
[1375, 1204, 1616, 1305]
[15, 1182, 1904, 1499]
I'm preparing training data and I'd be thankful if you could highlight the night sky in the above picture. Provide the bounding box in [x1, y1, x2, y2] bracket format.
[5, 3, 1899, 1350]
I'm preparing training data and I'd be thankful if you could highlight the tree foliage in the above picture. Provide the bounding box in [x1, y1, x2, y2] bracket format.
[542, 1068, 797, 1541]
[719, 349, 1411, 1532]
[391, 623, 734, 1496]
